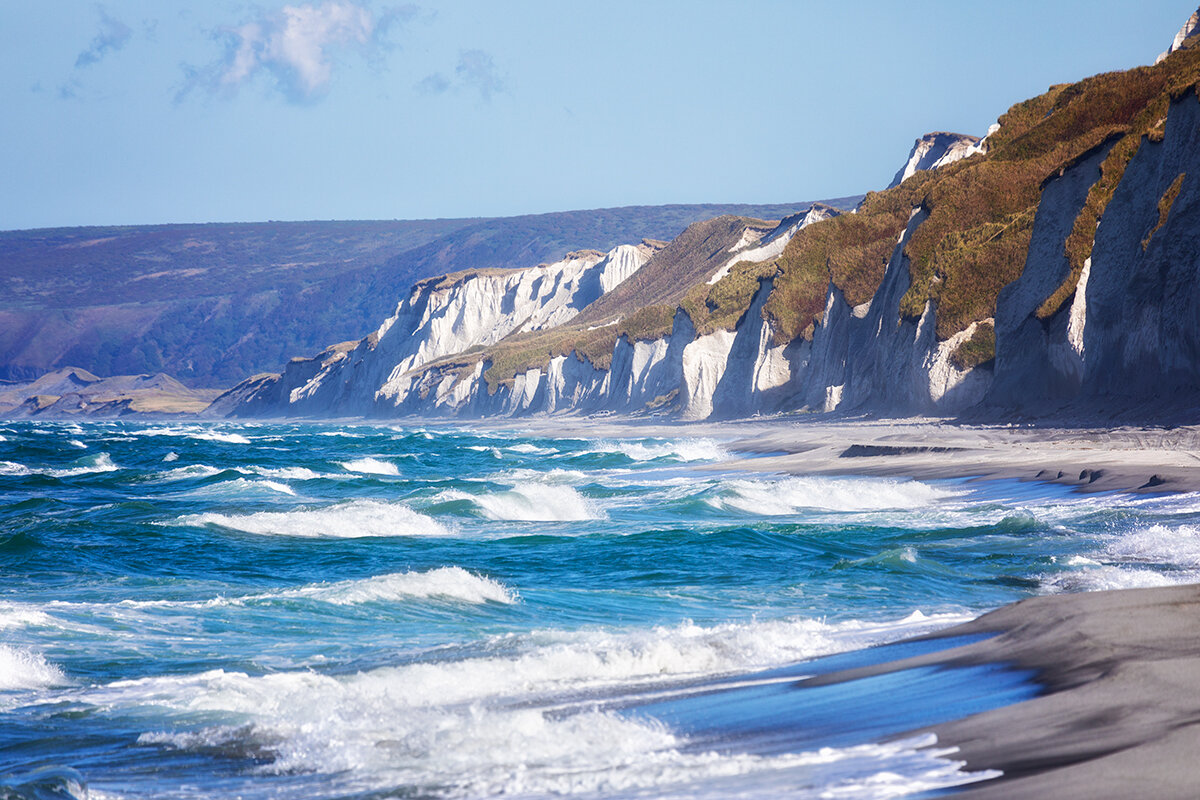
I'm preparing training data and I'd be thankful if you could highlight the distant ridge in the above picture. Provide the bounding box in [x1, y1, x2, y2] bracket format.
[0, 198, 861, 388]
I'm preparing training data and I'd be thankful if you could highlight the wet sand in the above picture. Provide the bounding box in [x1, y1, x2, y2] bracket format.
[799, 584, 1200, 798]
[456, 414, 1200, 794]
[478, 415, 1200, 494]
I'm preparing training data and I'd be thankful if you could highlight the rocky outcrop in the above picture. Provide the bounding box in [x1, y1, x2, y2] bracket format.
[888, 132, 984, 188]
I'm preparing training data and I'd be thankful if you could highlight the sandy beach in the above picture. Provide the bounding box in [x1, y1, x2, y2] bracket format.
[472, 415, 1200, 494]
[465, 415, 1200, 796]
[795, 584, 1200, 798]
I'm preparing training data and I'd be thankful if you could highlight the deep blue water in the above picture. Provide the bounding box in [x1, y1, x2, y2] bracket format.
[1, 420, 1199, 799]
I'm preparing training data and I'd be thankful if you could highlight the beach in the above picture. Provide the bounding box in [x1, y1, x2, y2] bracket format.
[2, 416, 1197, 798]
[484, 415, 1200, 796]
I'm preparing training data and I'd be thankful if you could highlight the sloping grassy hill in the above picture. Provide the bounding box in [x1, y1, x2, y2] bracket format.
[0, 199, 859, 387]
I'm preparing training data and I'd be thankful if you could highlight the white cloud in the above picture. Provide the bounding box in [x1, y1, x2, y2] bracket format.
[202, 2, 382, 101]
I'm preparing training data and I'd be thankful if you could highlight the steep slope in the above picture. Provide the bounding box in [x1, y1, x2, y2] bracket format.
[0, 200, 856, 388]
[218, 8, 1200, 423]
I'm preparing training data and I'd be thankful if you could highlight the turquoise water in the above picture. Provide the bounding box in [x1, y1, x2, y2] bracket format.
[1, 420, 1198, 799]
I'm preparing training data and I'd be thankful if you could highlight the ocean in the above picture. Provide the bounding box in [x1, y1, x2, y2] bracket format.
[1, 420, 1198, 799]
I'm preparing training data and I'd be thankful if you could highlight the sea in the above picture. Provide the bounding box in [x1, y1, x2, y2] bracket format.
[2, 420, 1199, 800]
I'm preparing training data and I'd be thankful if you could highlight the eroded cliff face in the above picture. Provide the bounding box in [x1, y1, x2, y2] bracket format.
[216, 22, 1200, 423]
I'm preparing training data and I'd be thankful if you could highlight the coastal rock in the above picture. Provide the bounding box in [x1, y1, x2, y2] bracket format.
[888, 132, 984, 188]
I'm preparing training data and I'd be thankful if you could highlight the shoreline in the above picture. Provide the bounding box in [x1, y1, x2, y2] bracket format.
[457, 415, 1200, 495]
[797, 584, 1200, 799]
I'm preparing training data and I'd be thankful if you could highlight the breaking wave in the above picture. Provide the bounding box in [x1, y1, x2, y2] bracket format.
[595, 438, 728, 462]
[339, 458, 401, 476]
[82, 610, 972, 795]
[175, 500, 451, 538]
[708, 475, 953, 514]
[440, 483, 601, 521]
[268, 567, 516, 606]
[0, 646, 66, 692]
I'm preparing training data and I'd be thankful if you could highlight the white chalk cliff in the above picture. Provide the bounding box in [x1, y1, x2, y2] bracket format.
[215, 9, 1200, 423]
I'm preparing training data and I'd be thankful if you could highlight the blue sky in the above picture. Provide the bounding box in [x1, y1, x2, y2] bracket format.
[0, 1, 1193, 230]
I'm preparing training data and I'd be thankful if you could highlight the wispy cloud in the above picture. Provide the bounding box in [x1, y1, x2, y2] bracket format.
[455, 49, 503, 100]
[75, 5, 133, 68]
[182, 2, 409, 103]
[418, 49, 505, 101]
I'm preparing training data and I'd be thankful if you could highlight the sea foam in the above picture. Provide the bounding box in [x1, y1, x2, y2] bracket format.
[709, 475, 953, 514]
[339, 457, 401, 476]
[270, 567, 516, 606]
[441, 483, 601, 521]
[175, 500, 451, 538]
[90, 610, 975, 797]
[0, 645, 66, 692]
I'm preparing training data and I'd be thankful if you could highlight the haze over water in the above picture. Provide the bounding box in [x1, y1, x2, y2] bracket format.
[2, 420, 1199, 799]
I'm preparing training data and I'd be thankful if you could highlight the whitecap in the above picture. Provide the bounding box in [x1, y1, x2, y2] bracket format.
[0, 645, 66, 691]
[157, 464, 223, 482]
[175, 500, 451, 538]
[708, 475, 953, 514]
[339, 457, 400, 476]
[596, 437, 728, 462]
[67, 439, 87, 449]
[440, 483, 600, 521]
[46, 453, 119, 478]
[1104, 523, 1200, 567]
[162, 451, 179, 462]
[271, 567, 516, 606]
[0, 461, 31, 477]
[81, 610, 976, 797]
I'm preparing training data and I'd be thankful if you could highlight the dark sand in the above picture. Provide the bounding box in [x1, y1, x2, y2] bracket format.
[798, 585, 1200, 798]
[466, 416, 1200, 794]
[485, 416, 1200, 493]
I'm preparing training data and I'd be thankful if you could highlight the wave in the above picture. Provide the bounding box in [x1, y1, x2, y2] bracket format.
[131, 426, 252, 444]
[75, 614, 974, 796]
[1040, 522, 1200, 593]
[708, 475, 953, 514]
[0, 645, 66, 692]
[594, 437, 728, 462]
[339, 457, 400, 476]
[0, 454, 120, 479]
[0, 602, 57, 631]
[507, 442, 557, 455]
[270, 567, 516, 606]
[175, 500, 452, 538]
[80, 610, 975, 797]
[439, 483, 601, 521]
[1104, 523, 1200, 567]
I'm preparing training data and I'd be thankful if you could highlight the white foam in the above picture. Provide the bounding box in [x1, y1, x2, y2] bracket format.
[67, 439, 87, 449]
[339, 458, 401, 476]
[507, 443, 556, 455]
[84, 610, 973, 797]
[47, 453, 119, 478]
[0, 602, 56, 630]
[157, 464, 224, 482]
[597, 438, 728, 462]
[175, 500, 452, 538]
[442, 483, 601, 521]
[0, 461, 30, 476]
[0, 645, 66, 691]
[162, 451, 179, 462]
[1104, 523, 1200, 567]
[247, 466, 330, 481]
[132, 426, 251, 444]
[710, 475, 953, 514]
[270, 567, 516, 606]
[1041, 564, 1179, 593]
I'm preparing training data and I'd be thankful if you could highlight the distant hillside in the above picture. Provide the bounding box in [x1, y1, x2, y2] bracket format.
[0, 199, 859, 387]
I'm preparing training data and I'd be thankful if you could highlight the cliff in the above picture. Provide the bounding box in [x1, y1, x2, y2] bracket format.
[216, 10, 1200, 424]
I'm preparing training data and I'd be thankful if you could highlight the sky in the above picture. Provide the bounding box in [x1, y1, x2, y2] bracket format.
[0, 1, 1194, 230]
